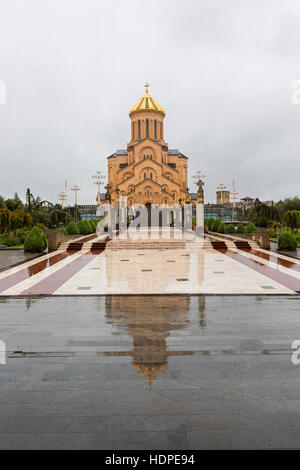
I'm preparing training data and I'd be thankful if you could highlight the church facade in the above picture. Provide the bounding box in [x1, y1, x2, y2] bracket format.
[107, 84, 189, 207]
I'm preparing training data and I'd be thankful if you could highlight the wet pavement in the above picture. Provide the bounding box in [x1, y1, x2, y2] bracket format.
[1, 295, 300, 449]
[0, 250, 35, 270]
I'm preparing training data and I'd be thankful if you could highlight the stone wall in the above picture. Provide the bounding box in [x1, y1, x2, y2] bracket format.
[251, 231, 270, 250]
[47, 232, 79, 252]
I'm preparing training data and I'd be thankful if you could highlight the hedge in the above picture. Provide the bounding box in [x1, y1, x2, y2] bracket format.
[226, 224, 236, 234]
[246, 223, 257, 233]
[24, 226, 47, 253]
[218, 223, 226, 234]
[211, 219, 221, 232]
[278, 231, 297, 250]
[66, 222, 79, 235]
[236, 223, 246, 234]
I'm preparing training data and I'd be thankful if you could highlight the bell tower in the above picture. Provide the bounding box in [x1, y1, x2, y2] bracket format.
[129, 82, 166, 144]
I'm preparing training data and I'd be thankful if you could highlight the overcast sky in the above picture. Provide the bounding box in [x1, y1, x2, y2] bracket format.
[0, 0, 299, 205]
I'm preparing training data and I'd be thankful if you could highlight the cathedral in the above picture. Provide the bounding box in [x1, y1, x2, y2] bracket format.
[107, 83, 189, 207]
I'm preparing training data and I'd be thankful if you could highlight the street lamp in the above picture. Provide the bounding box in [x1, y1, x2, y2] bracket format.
[71, 184, 81, 207]
[92, 171, 105, 205]
[58, 191, 67, 209]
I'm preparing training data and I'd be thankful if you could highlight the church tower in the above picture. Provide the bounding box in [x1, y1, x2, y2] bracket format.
[107, 83, 189, 207]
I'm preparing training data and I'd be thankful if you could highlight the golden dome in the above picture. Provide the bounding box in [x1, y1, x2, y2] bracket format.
[132, 362, 167, 387]
[129, 82, 165, 116]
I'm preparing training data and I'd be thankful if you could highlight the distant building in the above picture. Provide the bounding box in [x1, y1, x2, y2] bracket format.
[216, 190, 230, 205]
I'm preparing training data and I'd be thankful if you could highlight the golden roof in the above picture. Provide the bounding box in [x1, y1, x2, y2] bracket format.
[129, 82, 165, 116]
[132, 362, 167, 387]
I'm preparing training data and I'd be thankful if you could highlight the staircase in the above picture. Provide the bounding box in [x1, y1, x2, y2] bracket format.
[234, 240, 251, 250]
[106, 240, 187, 250]
[211, 241, 228, 250]
[67, 242, 84, 252]
[82, 236, 111, 251]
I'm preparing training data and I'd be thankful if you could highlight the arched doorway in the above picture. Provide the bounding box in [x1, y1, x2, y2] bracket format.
[145, 202, 151, 227]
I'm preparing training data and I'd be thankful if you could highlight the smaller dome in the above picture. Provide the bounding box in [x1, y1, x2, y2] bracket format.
[129, 83, 165, 116]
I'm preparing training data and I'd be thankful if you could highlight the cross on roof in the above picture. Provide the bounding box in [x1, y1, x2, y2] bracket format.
[144, 81, 150, 93]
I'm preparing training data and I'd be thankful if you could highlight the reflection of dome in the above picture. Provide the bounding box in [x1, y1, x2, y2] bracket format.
[132, 362, 167, 386]
[129, 87, 165, 116]
[105, 296, 190, 386]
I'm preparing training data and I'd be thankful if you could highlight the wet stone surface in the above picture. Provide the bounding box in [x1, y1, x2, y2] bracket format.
[0, 295, 300, 449]
[0, 250, 35, 270]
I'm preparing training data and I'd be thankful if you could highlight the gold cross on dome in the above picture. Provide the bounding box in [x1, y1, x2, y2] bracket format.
[144, 81, 150, 93]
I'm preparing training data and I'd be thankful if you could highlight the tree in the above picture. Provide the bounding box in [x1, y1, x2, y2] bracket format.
[276, 196, 300, 219]
[249, 199, 279, 227]
[283, 210, 300, 233]
[0, 208, 11, 232]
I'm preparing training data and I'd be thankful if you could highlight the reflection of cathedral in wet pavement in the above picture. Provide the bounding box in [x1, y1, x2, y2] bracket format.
[105, 296, 193, 385]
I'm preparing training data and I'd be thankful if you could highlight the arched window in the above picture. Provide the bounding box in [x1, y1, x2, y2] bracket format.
[143, 155, 145, 159]
[150, 173, 152, 180]
[138, 120, 141, 139]
[146, 119, 149, 138]
[154, 120, 157, 139]
[160, 122, 162, 139]
[144, 173, 146, 179]
[150, 155, 152, 159]
[165, 199, 167, 204]
[132, 122, 135, 139]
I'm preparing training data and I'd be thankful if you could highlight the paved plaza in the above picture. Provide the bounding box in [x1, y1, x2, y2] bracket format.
[0, 295, 300, 449]
[0, 229, 299, 296]
[0, 229, 300, 449]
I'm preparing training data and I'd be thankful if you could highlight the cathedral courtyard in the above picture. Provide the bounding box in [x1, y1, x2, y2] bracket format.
[0, 228, 300, 449]
[0, 294, 300, 449]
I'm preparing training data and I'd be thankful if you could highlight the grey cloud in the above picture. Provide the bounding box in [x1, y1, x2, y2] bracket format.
[0, 0, 299, 205]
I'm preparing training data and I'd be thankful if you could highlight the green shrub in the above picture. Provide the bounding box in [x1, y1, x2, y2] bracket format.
[206, 218, 215, 230]
[226, 224, 236, 234]
[24, 226, 47, 253]
[278, 231, 297, 250]
[236, 223, 246, 234]
[66, 222, 79, 235]
[15, 228, 29, 243]
[84, 220, 93, 234]
[58, 227, 68, 235]
[211, 219, 221, 232]
[218, 223, 226, 234]
[4, 232, 20, 246]
[77, 220, 88, 235]
[246, 223, 257, 233]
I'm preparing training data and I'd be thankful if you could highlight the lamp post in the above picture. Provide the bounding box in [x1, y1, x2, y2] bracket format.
[230, 180, 239, 223]
[71, 184, 81, 207]
[92, 171, 105, 205]
[58, 191, 67, 209]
